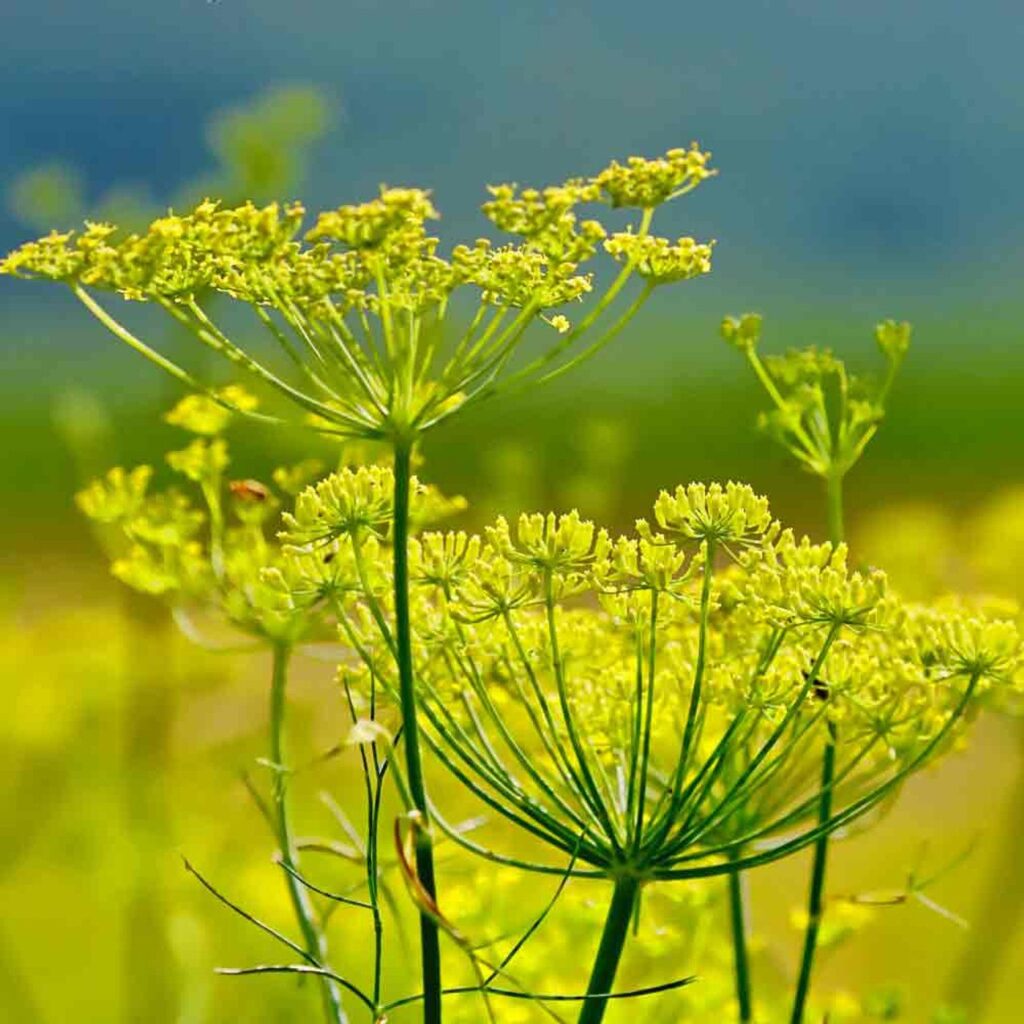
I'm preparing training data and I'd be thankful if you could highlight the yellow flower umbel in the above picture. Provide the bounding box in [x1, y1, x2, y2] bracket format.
[3, 158, 715, 1016]
[720, 314, 911, 545]
[304, 479, 1018, 1023]
[720, 314, 920, 1023]
[75, 401, 472, 1024]
[3, 149, 714, 446]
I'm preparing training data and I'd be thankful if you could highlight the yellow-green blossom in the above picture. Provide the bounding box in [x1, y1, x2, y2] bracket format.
[164, 384, 259, 434]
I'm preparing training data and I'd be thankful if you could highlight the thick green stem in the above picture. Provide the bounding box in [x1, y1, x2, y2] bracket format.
[578, 876, 642, 1024]
[269, 644, 346, 1023]
[825, 472, 844, 547]
[727, 850, 753, 1023]
[789, 722, 837, 1024]
[392, 440, 443, 1024]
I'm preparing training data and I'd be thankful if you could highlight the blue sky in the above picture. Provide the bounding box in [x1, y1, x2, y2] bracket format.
[2, 1, 1022, 340]
[1, 1, 1022, 511]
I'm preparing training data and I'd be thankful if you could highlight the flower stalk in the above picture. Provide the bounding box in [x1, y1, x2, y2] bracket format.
[391, 439, 443, 1023]
[721, 313, 914, 1020]
[578, 875, 642, 1024]
[789, 721, 837, 1024]
[1, 149, 719, 1019]
[826, 471, 845, 547]
[270, 643, 347, 1024]
[789, 464, 845, 1022]
[726, 849, 753, 1023]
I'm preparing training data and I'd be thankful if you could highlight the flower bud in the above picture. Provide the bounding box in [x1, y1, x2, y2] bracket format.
[720, 313, 762, 352]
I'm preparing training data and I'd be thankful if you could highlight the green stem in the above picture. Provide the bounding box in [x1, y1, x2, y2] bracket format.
[789, 466, 843, 1022]
[538, 281, 655, 386]
[825, 472, 844, 547]
[789, 722, 837, 1024]
[392, 440, 443, 1024]
[578, 876, 642, 1024]
[727, 850, 753, 1023]
[269, 644, 346, 1024]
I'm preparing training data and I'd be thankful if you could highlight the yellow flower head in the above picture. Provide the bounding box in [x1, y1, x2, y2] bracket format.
[594, 144, 714, 208]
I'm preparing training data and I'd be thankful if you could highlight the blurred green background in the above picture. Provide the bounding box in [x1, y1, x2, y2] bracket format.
[2, 2, 1023, 1021]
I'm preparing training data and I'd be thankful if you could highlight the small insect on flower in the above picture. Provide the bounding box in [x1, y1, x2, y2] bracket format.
[229, 479, 272, 502]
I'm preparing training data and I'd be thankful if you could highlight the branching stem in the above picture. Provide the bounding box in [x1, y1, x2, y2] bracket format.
[392, 439, 443, 1024]
[825, 471, 845, 548]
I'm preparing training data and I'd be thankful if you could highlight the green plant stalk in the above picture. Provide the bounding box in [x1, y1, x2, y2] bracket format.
[727, 849, 753, 1023]
[270, 644, 346, 1024]
[789, 722, 837, 1024]
[825, 471, 845, 547]
[392, 439, 443, 1024]
[788, 467, 844, 1023]
[578, 875, 642, 1024]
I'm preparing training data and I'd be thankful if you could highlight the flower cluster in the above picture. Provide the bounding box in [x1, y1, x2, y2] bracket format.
[3, 201, 306, 300]
[281, 465, 465, 547]
[164, 385, 260, 435]
[305, 187, 438, 251]
[302, 480, 1019, 879]
[73, 427, 1021, 1015]
[3, 149, 715, 444]
[450, 239, 594, 308]
[75, 396, 465, 643]
[482, 179, 606, 263]
[719, 314, 912, 484]
[605, 232, 714, 285]
[647, 481, 772, 546]
[740, 531, 892, 630]
[594, 144, 714, 208]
